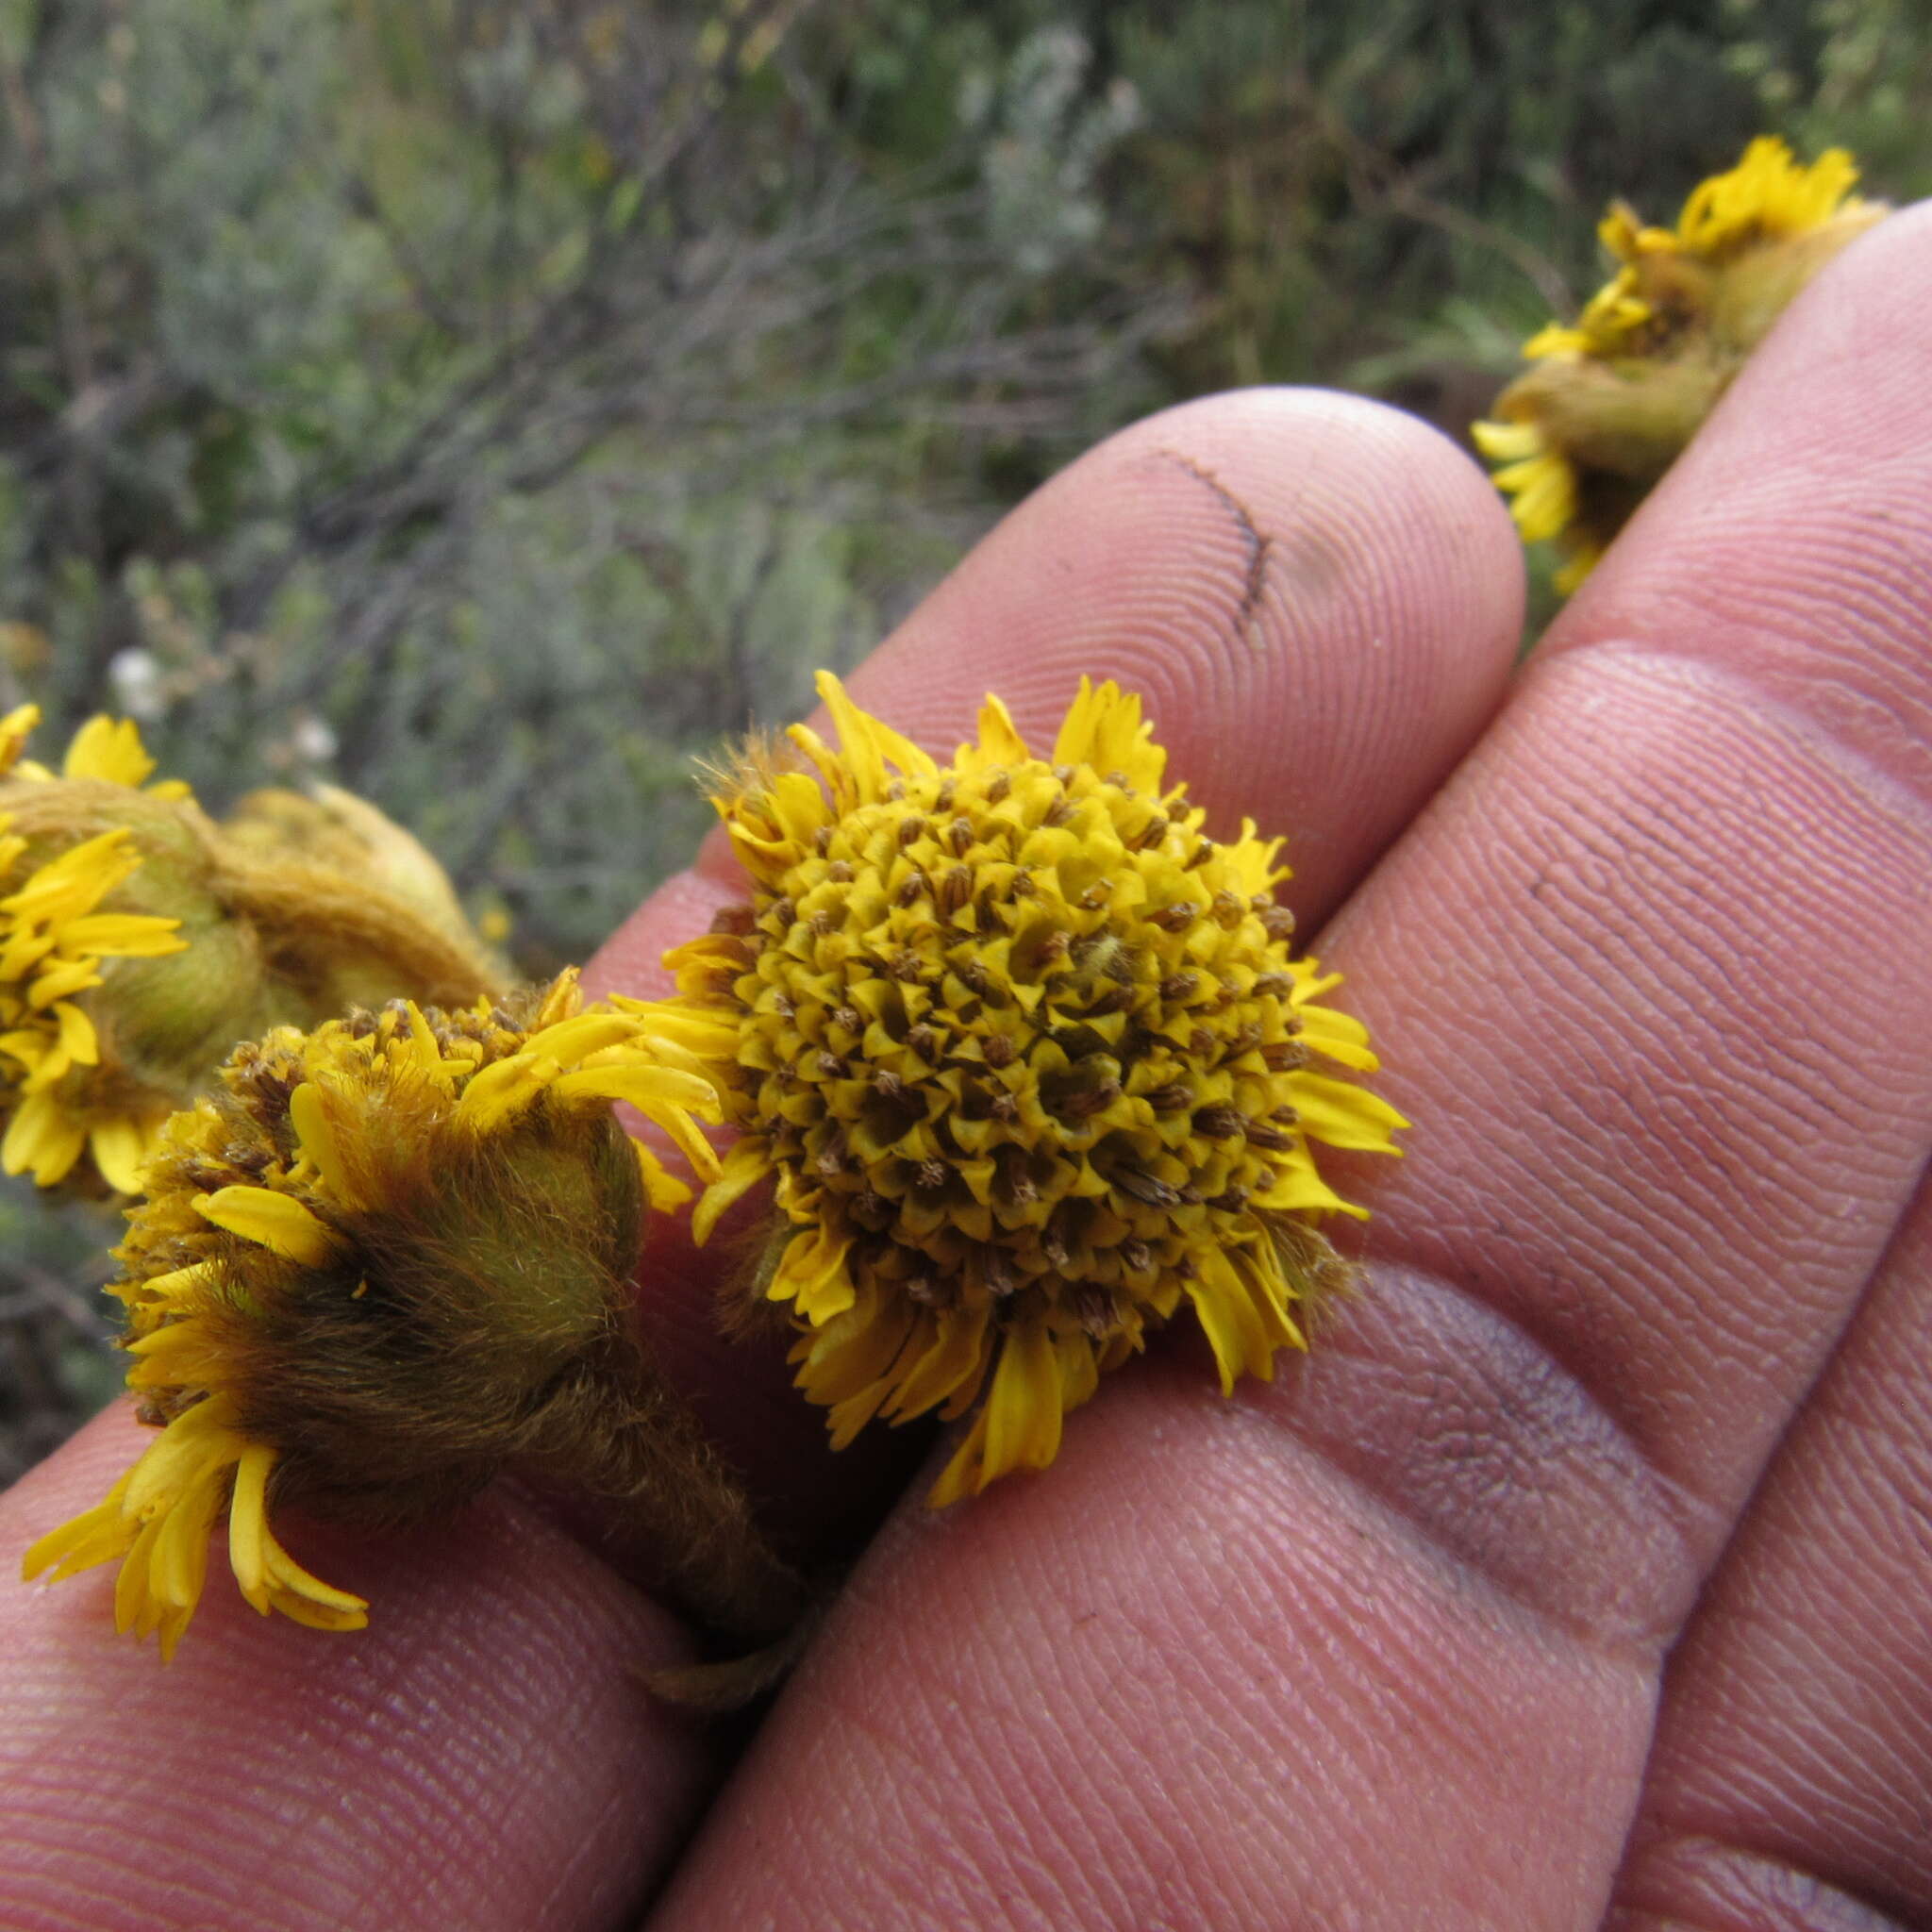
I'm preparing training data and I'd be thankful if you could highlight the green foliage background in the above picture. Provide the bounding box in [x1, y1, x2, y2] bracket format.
[1, 0, 1926, 1468]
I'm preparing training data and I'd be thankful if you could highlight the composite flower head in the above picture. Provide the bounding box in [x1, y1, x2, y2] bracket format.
[21, 973, 725, 1657]
[635, 673, 1406, 1505]
[0, 705, 503, 1196]
[0, 706, 195, 1191]
[1474, 138, 1887, 592]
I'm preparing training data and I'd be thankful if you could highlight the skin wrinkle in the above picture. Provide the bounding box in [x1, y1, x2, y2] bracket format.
[1609, 1198, 1932, 1924]
[3, 1431, 705, 1932]
[1611, 1836, 1920, 1932]
[1347, 656, 1932, 1533]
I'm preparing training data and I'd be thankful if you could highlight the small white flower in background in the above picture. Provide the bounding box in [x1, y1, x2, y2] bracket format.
[108, 648, 165, 722]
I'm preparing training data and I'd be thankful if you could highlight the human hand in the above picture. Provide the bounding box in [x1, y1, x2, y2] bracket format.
[4, 204, 1928, 1931]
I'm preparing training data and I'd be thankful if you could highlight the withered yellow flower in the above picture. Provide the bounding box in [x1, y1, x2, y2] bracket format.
[633, 673, 1405, 1505]
[1475, 138, 1888, 592]
[22, 974, 740, 1658]
[0, 705, 504, 1196]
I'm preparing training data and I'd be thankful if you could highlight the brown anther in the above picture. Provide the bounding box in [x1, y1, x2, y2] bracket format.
[976, 902, 1001, 936]
[895, 870, 927, 908]
[896, 816, 924, 847]
[1159, 972, 1199, 1004]
[1260, 904, 1296, 941]
[815, 1051, 844, 1078]
[1175, 1185, 1204, 1205]
[808, 909, 835, 940]
[1043, 794, 1074, 828]
[1252, 973, 1291, 997]
[989, 1091, 1020, 1123]
[768, 895, 796, 928]
[1225, 1023, 1264, 1058]
[1145, 1082, 1192, 1112]
[958, 961, 991, 993]
[1261, 1039, 1309, 1071]
[939, 865, 974, 915]
[1270, 1105, 1298, 1124]
[1211, 890, 1246, 928]
[1039, 929, 1072, 964]
[1192, 1105, 1244, 1140]
[1149, 901, 1200, 933]
[886, 780, 907, 802]
[1242, 1121, 1294, 1150]
[825, 859, 855, 884]
[1053, 764, 1076, 783]
[889, 948, 924, 982]
[1206, 1186, 1249, 1213]
[1056, 1079, 1123, 1121]
[904, 1023, 939, 1060]
[1174, 1256, 1198, 1281]
[813, 825, 835, 855]
[709, 902, 758, 936]
[1134, 815, 1169, 851]
[769, 991, 796, 1018]
[815, 1133, 850, 1176]
[935, 781, 956, 812]
[982, 1033, 1017, 1068]
[917, 1158, 949, 1191]
[1084, 986, 1134, 1016]
[948, 817, 974, 858]
[1113, 1165, 1178, 1208]
[1070, 1285, 1116, 1336]
[985, 772, 1011, 804]
[1009, 870, 1037, 898]
[873, 1069, 908, 1102]
[1102, 770, 1130, 790]
[832, 1006, 861, 1034]
[1189, 1026, 1216, 1057]
[1119, 1238, 1153, 1274]
[1001, 1159, 1038, 1208]
[1186, 841, 1214, 869]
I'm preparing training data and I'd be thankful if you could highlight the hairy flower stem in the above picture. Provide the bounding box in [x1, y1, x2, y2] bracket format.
[557, 1368, 810, 1643]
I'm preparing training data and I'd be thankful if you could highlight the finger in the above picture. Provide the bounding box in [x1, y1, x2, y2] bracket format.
[585, 386, 1525, 1535]
[2, 1409, 711, 1932]
[646, 209, 1932, 1926]
[0, 388, 1523, 1932]
[1607, 1184, 1932, 1927]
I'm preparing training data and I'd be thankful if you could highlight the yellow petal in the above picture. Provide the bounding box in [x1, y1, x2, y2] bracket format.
[1291, 1073, 1409, 1153]
[691, 1136, 773, 1245]
[89, 1113, 155, 1194]
[978, 1318, 1063, 1485]
[2, 1091, 88, 1185]
[768, 1223, 855, 1324]
[62, 715, 155, 787]
[194, 1185, 341, 1265]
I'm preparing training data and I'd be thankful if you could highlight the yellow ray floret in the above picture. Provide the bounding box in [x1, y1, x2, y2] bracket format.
[21, 971, 721, 1657]
[630, 671, 1406, 1503]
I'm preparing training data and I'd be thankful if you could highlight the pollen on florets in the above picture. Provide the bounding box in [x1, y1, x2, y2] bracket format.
[629, 673, 1406, 1504]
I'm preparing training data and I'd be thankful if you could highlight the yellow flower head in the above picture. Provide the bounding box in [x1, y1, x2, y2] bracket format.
[635, 674, 1406, 1505]
[1474, 138, 1887, 593]
[0, 705, 505, 1196]
[0, 706, 194, 1191]
[22, 973, 726, 1657]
